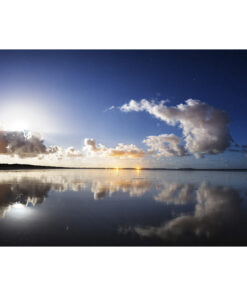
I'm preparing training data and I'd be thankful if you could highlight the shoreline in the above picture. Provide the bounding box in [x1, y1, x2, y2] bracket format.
[0, 164, 247, 172]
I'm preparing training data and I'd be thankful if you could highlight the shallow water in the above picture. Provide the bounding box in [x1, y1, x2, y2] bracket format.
[0, 169, 247, 246]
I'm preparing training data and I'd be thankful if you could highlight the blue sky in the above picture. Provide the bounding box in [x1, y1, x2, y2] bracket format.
[0, 50, 246, 168]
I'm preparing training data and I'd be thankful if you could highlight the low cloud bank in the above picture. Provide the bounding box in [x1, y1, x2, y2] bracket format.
[0, 129, 145, 164]
[83, 138, 145, 159]
[0, 130, 82, 160]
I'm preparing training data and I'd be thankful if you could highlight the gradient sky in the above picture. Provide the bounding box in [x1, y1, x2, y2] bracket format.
[0, 50, 246, 168]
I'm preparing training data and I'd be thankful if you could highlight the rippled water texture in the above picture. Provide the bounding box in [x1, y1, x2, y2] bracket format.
[0, 169, 247, 246]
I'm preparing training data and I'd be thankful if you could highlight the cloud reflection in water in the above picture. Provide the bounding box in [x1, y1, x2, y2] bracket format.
[0, 169, 246, 245]
[134, 183, 242, 242]
[0, 170, 153, 217]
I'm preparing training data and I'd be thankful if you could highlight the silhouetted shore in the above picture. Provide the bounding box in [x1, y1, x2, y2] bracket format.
[0, 164, 66, 170]
[0, 163, 247, 171]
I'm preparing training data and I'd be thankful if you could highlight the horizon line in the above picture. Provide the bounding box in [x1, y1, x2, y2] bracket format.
[0, 163, 247, 171]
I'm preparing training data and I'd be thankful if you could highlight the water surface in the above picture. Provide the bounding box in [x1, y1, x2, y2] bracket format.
[0, 169, 247, 246]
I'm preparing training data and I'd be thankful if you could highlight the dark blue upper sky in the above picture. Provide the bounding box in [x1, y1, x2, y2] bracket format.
[0, 50, 246, 168]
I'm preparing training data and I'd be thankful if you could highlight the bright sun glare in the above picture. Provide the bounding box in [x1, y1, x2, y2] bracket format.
[6, 119, 30, 132]
[0, 98, 62, 134]
[13, 203, 25, 209]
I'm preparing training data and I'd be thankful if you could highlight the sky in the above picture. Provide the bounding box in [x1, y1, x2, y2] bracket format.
[0, 50, 247, 168]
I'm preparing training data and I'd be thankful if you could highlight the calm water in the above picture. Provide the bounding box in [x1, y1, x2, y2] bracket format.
[0, 169, 247, 246]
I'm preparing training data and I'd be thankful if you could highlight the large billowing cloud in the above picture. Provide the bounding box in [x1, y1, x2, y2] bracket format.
[143, 133, 187, 157]
[0, 130, 82, 160]
[83, 138, 145, 159]
[120, 99, 232, 158]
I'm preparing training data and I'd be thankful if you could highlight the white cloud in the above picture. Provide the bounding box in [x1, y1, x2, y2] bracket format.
[0, 129, 82, 160]
[83, 138, 104, 153]
[104, 105, 115, 112]
[108, 143, 145, 158]
[83, 138, 145, 159]
[121, 98, 232, 157]
[143, 133, 187, 157]
[64, 147, 83, 158]
[0, 130, 47, 158]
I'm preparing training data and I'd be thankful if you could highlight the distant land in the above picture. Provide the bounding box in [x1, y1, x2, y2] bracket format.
[0, 163, 68, 170]
[0, 163, 247, 171]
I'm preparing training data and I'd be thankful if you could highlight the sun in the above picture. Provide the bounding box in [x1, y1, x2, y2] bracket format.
[5, 119, 30, 132]
[13, 203, 25, 209]
[0, 97, 63, 134]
